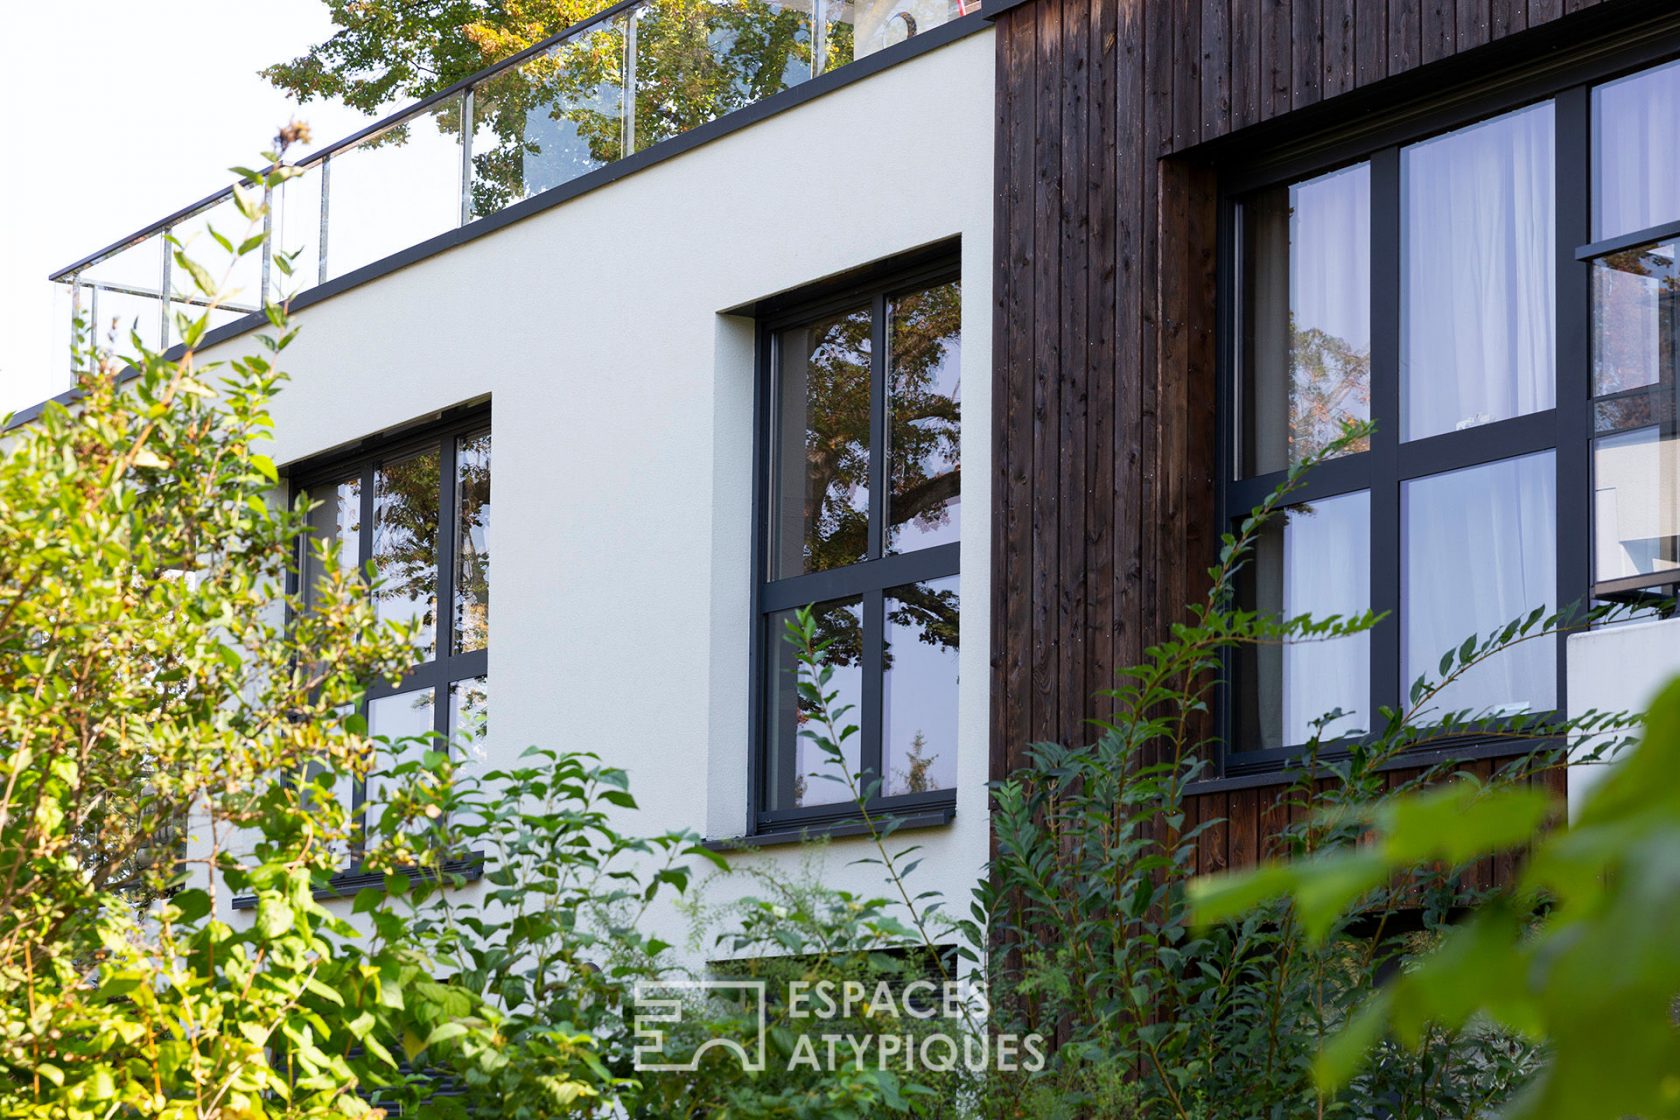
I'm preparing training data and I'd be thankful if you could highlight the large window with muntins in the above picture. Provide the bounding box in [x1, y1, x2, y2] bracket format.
[296, 412, 492, 853]
[1224, 51, 1680, 771]
[755, 264, 961, 830]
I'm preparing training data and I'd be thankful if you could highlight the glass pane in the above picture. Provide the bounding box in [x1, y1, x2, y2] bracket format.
[1593, 58, 1680, 242]
[883, 576, 958, 796]
[887, 280, 961, 553]
[167, 194, 264, 324]
[1240, 163, 1371, 476]
[469, 17, 626, 218]
[365, 688, 439, 836]
[632, 0, 815, 153]
[770, 306, 872, 578]
[271, 163, 323, 300]
[821, 0, 856, 70]
[763, 598, 863, 812]
[325, 95, 463, 280]
[374, 449, 441, 659]
[1402, 452, 1556, 719]
[449, 676, 491, 773]
[454, 430, 492, 654]
[1594, 427, 1680, 587]
[1401, 103, 1555, 442]
[848, 0, 978, 60]
[82, 234, 166, 354]
[1237, 491, 1370, 750]
[1592, 240, 1679, 399]
[304, 476, 362, 608]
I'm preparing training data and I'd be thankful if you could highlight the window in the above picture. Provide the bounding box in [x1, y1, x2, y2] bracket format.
[1223, 50, 1680, 770]
[295, 412, 492, 852]
[754, 264, 961, 830]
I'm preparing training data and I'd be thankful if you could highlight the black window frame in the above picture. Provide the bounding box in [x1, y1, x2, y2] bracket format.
[287, 404, 492, 860]
[1213, 32, 1680, 778]
[747, 254, 963, 835]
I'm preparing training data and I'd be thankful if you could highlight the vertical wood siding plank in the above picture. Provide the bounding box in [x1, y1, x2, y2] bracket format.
[1355, 0, 1388, 87]
[1116, 0, 1149, 672]
[1226, 786, 1260, 871]
[1420, 0, 1456, 64]
[1290, 0, 1317, 109]
[1322, 0, 1355, 99]
[1492, 0, 1527, 39]
[1267, 0, 1300, 118]
[1087, 0, 1120, 713]
[1531, 0, 1562, 24]
[1174, 0, 1203, 149]
[1141, 0, 1174, 683]
[995, 7, 1038, 778]
[1059, 0, 1093, 746]
[1458, 0, 1490, 50]
[1202, 0, 1233, 139]
[1156, 159, 1192, 673]
[1232, 0, 1261, 129]
[1388, 0, 1420, 75]
[1031, 0, 1064, 744]
[1198, 791, 1231, 875]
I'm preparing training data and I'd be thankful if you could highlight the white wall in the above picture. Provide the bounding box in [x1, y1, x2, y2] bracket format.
[1566, 616, 1680, 820]
[205, 30, 996, 954]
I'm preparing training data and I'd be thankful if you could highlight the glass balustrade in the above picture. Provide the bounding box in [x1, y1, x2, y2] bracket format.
[48, 0, 980, 380]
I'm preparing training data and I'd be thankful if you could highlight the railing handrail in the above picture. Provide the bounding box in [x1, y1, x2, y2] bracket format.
[47, 0, 647, 283]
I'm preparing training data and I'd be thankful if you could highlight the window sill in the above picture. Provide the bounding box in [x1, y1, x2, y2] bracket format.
[229, 851, 486, 911]
[706, 804, 956, 852]
[1189, 735, 1564, 796]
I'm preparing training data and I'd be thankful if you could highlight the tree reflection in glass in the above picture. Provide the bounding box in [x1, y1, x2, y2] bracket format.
[884, 576, 958, 795]
[772, 307, 872, 578]
[764, 598, 863, 810]
[303, 476, 361, 609]
[374, 450, 441, 658]
[887, 281, 961, 553]
[454, 431, 491, 653]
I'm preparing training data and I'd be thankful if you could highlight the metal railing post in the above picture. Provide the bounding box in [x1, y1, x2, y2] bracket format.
[159, 230, 173, 349]
[261, 196, 274, 304]
[318, 155, 332, 286]
[460, 86, 476, 227]
[623, 7, 640, 156]
[814, 0, 827, 76]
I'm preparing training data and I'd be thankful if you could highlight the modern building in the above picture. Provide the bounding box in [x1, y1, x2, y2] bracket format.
[20, 0, 1680, 936]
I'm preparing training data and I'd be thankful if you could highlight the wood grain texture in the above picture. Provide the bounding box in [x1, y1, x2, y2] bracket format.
[990, 0, 1595, 873]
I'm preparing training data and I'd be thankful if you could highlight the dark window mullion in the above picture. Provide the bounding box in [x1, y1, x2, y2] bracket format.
[435, 435, 459, 745]
[1555, 84, 1591, 700]
[862, 588, 885, 796]
[1369, 146, 1403, 721]
[868, 292, 887, 560]
[354, 460, 377, 826]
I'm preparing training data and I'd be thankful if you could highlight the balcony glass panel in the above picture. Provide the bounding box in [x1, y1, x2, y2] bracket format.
[1593, 58, 1680, 242]
[631, 0, 816, 152]
[469, 17, 626, 217]
[81, 234, 165, 352]
[271, 166, 323, 300]
[325, 95, 464, 280]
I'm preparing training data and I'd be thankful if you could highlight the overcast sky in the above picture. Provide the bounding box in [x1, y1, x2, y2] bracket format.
[0, 1, 368, 416]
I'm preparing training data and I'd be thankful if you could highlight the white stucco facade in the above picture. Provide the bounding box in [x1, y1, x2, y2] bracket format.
[199, 29, 997, 950]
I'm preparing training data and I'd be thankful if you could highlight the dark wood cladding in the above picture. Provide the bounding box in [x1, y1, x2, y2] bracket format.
[990, 0, 1625, 872]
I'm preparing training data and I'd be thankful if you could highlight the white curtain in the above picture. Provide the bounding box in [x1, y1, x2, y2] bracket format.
[1594, 58, 1680, 241]
[1281, 490, 1370, 745]
[1403, 451, 1557, 719]
[1401, 103, 1555, 442]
